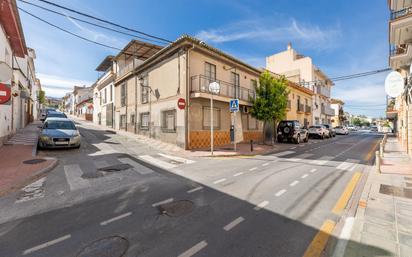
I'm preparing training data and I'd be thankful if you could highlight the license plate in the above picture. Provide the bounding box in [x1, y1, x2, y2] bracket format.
[55, 141, 68, 145]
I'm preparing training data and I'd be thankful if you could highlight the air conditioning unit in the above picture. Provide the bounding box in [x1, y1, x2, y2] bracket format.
[242, 106, 249, 113]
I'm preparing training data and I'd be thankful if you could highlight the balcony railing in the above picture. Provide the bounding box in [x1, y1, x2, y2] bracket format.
[190, 75, 256, 102]
[391, 7, 412, 20]
[305, 105, 311, 113]
[390, 44, 408, 56]
[297, 103, 304, 113]
[321, 105, 335, 116]
[118, 62, 135, 78]
[287, 100, 291, 109]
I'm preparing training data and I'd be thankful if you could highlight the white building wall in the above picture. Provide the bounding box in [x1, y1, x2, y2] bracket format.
[0, 25, 13, 144]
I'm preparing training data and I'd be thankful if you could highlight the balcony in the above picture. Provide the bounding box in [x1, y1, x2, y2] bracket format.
[391, 6, 412, 20]
[390, 7, 412, 45]
[314, 85, 330, 98]
[297, 103, 304, 113]
[305, 105, 311, 114]
[321, 105, 335, 116]
[117, 62, 135, 78]
[190, 75, 256, 102]
[389, 44, 412, 69]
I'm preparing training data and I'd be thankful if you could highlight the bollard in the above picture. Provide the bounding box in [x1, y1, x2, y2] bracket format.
[250, 140, 253, 152]
[376, 151, 381, 173]
[380, 142, 383, 157]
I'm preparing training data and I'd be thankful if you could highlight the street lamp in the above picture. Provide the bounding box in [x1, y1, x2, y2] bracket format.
[209, 81, 220, 155]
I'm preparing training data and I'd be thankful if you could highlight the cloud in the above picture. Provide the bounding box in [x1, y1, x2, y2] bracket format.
[196, 18, 341, 50]
[37, 73, 94, 97]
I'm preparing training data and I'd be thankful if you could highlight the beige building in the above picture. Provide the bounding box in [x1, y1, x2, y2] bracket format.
[388, 0, 412, 156]
[266, 43, 334, 125]
[113, 36, 262, 149]
[330, 98, 345, 127]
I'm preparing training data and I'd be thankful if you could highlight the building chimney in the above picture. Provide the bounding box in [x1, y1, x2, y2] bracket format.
[287, 42, 292, 50]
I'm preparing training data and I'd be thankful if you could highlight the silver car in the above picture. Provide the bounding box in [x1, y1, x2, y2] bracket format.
[38, 118, 81, 149]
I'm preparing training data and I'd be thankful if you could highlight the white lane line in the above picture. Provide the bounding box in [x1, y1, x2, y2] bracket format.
[290, 147, 296, 149]
[178, 240, 208, 257]
[332, 217, 355, 257]
[100, 212, 132, 226]
[249, 167, 257, 171]
[301, 174, 309, 179]
[152, 198, 174, 207]
[254, 200, 269, 211]
[213, 178, 227, 184]
[275, 189, 287, 197]
[310, 159, 328, 165]
[290, 180, 299, 187]
[336, 162, 353, 171]
[23, 234, 71, 255]
[349, 164, 357, 171]
[288, 158, 302, 162]
[187, 186, 203, 193]
[234, 172, 244, 177]
[273, 151, 295, 157]
[157, 153, 195, 164]
[223, 216, 245, 231]
[310, 168, 317, 173]
[262, 162, 269, 166]
[138, 155, 176, 170]
[64, 164, 90, 191]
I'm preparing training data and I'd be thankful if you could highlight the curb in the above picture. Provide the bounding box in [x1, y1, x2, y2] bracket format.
[0, 157, 59, 198]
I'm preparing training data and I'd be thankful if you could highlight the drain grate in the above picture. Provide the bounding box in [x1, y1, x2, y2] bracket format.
[379, 184, 412, 199]
[23, 159, 46, 165]
[98, 164, 132, 172]
[157, 200, 194, 217]
[77, 236, 128, 257]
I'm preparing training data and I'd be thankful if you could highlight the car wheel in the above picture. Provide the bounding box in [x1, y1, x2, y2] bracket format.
[321, 134, 325, 140]
[295, 135, 300, 144]
[304, 134, 309, 143]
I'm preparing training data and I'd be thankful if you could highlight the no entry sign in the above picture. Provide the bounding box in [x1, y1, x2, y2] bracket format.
[177, 98, 186, 110]
[0, 83, 11, 104]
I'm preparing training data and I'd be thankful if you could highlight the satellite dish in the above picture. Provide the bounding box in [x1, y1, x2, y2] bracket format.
[385, 71, 404, 98]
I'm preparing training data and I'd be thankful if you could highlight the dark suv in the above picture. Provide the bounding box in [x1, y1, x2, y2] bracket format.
[277, 120, 309, 144]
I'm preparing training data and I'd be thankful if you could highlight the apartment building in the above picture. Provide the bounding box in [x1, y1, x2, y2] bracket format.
[388, 0, 412, 156]
[93, 56, 115, 127]
[330, 98, 345, 127]
[112, 36, 262, 149]
[266, 43, 335, 125]
[73, 85, 94, 121]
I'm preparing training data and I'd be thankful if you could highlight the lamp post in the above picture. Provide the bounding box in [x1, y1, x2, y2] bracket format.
[209, 81, 220, 155]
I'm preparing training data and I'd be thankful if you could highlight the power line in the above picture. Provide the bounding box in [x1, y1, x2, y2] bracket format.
[33, 0, 172, 43]
[17, 0, 168, 45]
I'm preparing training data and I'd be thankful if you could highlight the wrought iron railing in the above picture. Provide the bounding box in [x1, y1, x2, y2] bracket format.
[297, 103, 304, 112]
[190, 75, 256, 101]
[391, 7, 412, 20]
[305, 105, 311, 113]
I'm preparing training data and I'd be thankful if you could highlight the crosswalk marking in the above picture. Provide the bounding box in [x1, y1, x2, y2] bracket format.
[273, 151, 295, 157]
[296, 153, 314, 159]
[119, 157, 154, 174]
[138, 155, 177, 170]
[157, 153, 195, 164]
[336, 162, 354, 171]
[64, 164, 90, 191]
[310, 159, 328, 165]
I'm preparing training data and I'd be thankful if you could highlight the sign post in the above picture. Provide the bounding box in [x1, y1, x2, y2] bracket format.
[230, 99, 239, 152]
[209, 82, 220, 155]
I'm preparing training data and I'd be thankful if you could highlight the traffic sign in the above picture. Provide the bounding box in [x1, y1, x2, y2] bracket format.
[0, 83, 11, 104]
[177, 98, 186, 110]
[385, 71, 404, 97]
[230, 99, 239, 112]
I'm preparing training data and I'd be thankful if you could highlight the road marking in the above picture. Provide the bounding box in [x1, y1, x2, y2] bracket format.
[310, 168, 317, 173]
[349, 164, 357, 171]
[332, 217, 355, 257]
[288, 158, 302, 162]
[234, 172, 244, 177]
[119, 157, 154, 174]
[262, 162, 269, 166]
[290, 180, 299, 187]
[157, 153, 195, 164]
[332, 172, 362, 215]
[310, 159, 328, 165]
[275, 189, 287, 197]
[301, 174, 309, 179]
[223, 216, 245, 231]
[64, 164, 90, 191]
[290, 147, 296, 149]
[254, 200, 269, 210]
[273, 151, 295, 157]
[138, 155, 176, 170]
[213, 178, 227, 184]
[100, 212, 132, 226]
[178, 240, 208, 257]
[187, 186, 203, 193]
[249, 167, 257, 171]
[296, 153, 314, 159]
[16, 177, 46, 203]
[23, 234, 71, 255]
[152, 198, 174, 207]
[303, 219, 336, 257]
[336, 162, 353, 171]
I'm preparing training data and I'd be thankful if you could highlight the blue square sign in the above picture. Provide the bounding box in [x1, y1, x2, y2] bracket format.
[230, 99, 239, 112]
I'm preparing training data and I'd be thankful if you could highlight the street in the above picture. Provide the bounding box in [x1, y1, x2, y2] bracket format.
[0, 120, 383, 257]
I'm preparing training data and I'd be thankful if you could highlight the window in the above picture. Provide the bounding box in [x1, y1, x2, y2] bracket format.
[130, 113, 135, 124]
[231, 72, 240, 98]
[161, 109, 176, 132]
[203, 107, 220, 129]
[204, 62, 216, 81]
[248, 115, 257, 130]
[103, 88, 107, 104]
[120, 115, 126, 129]
[110, 85, 113, 102]
[120, 83, 126, 107]
[141, 76, 149, 104]
[140, 112, 150, 130]
[99, 92, 102, 105]
[250, 79, 257, 88]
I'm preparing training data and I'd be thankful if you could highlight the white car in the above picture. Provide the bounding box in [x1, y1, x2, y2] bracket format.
[308, 125, 330, 139]
[335, 126, 349, 135]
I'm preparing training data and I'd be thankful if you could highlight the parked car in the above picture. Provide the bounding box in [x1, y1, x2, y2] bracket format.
[38, 118, 81, 149]
[41, 111, 67, 122]
[335, 126, 349, 135]
[308, 125, 329, 139]
[322, 124, 336, 137]
[347, 126, 356, 131]
[277, 120, 309, 144]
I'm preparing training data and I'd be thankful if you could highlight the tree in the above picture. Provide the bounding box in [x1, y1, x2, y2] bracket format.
[38, 90, 46, 104]
[250, 71, 289, 144]
[352, 117, 362, 126]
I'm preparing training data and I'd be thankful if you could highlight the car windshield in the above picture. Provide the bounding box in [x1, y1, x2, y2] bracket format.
[335, 126, 342, 129]
[47, 113, 66, 118]
[44, 120, 76, 130]
[309, 126, 322, 129]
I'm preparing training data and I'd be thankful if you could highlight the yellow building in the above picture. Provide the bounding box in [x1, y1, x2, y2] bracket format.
[330, 98, 345, 127]
[285, 80, 313, 127]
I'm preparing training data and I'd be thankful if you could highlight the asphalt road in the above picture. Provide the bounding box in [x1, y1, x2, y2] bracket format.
[0, 122, 383, 257]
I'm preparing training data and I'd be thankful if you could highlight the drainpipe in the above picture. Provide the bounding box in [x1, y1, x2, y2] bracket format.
[185, 44, 195, 150]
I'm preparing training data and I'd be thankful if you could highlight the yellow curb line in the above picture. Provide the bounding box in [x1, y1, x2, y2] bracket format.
[302, 219, 336, 257]
[332, 172, 362, 215]
[364, 138, 380, 162]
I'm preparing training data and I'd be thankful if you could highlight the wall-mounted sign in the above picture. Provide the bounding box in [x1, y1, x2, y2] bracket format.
[0, 83, 11, 104]
[385, 71, 404, 98]
[177, 98, 186, 110]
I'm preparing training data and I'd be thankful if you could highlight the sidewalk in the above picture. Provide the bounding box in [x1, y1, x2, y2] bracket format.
[0, 121, 57, 197]
[343, 136, 412, 257]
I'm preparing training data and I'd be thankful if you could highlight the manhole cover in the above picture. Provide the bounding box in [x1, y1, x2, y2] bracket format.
[23, 159, 46, 165]
[98, 164, 132, 172]
[77, 236, 128, 257]
[158, 200, 194, 217]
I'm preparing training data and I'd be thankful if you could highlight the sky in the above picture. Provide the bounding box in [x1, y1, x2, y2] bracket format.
[17, 0, 390, 118]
